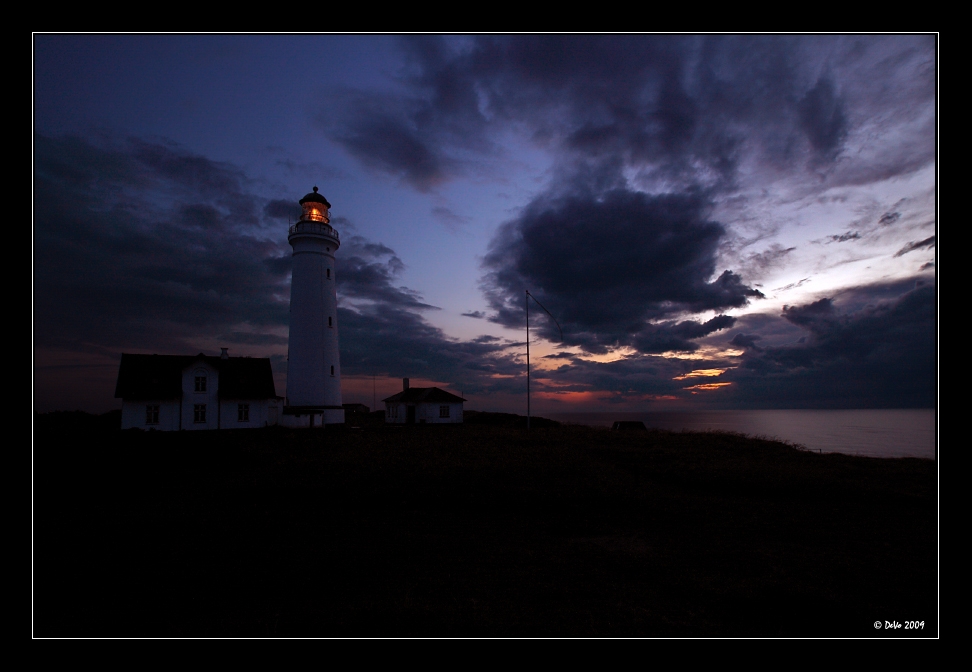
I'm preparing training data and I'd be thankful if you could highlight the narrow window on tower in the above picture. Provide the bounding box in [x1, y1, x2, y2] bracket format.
[328, 316, 333, 327]
[327, 268, 331, 279]
[330, 365, 335, 376]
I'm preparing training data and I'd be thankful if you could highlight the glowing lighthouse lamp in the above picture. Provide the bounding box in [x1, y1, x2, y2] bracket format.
[281, 187, 344, 427]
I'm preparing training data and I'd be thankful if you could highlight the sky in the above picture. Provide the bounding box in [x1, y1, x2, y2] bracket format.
[33, 35, 937, 414]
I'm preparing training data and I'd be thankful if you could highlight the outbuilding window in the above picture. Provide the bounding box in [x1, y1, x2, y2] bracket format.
[440, 405, 450, 418]
[195, 376, 207, 392]
[146, 405, 159, 425]
[194, 404, 207, 423]
[238, 404, 250, 422]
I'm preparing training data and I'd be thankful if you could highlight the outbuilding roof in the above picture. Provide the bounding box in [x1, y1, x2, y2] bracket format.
[114, 353, 276, 400]
[382, 387, 466, 404]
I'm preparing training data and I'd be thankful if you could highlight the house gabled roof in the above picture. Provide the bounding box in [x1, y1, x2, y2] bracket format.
[218, 358, 277, 399]
[382, 387, 466, 404]
[114, 353, 276, 400]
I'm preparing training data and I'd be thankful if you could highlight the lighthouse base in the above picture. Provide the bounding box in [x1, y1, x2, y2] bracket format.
[280, 406, 345, 428]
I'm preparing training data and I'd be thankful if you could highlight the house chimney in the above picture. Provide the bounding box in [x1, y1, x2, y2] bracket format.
[220, 347, 229, 359]
[403, 378, 409, 390]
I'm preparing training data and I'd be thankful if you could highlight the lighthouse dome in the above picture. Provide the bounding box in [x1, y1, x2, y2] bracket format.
[298, 186, 331, 223]
[299, 186, 331, 207]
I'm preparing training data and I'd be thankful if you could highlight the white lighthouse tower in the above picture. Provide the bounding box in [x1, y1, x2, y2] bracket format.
[282, 187, 344, 427]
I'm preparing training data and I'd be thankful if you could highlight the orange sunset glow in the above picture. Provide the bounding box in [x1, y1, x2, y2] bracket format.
[673, 368, 730, 380]
[682, 382, 733, 391]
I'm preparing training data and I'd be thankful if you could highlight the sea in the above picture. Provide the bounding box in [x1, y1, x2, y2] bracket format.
[545, 409, 937, 460]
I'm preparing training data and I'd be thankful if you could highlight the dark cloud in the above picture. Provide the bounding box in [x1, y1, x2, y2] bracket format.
[741, 245, 796, 278]
[829, 231, 860, 243]
[632, 315, 738, 354]
[724, 281, 936, 408]
[34, 133, 291, 360]
[481, 187, 760, 353]
[781, 297, 838, 329]
[264, 198, 301, 221]
[337, 303, 512, 383]
[729, 333, 763, 350]
[321, 36, 933, 192]
[326, 94, 449, 191]
[894, 235, 936, 257]
[316, 36, 933, 377]
[879, 211, 902, 226]
[319, 34, 931, 369]
[773, 278, 812, 292]
[461, 310, 486, 319]
[797, 76, 847, 156]
[338, 236, 435, 310]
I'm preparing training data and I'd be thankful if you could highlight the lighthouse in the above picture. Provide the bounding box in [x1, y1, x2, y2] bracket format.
[282, 187, 344, 427]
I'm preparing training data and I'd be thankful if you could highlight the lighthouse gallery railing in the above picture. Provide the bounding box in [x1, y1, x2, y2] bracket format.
[288, 222, 340, 239]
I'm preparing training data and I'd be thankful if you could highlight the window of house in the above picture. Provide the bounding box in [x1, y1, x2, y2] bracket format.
[238, 403, 250, 422]
[146, 405, 159, 425]
[194, 404, 207, 423]
[440, 405, 450, 418]
[195, 375, 207, 392]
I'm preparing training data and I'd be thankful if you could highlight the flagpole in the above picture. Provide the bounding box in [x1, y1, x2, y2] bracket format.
[526, 289, 531, 430]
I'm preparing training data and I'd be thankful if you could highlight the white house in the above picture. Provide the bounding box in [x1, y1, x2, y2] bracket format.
[115, 349, 280, 430]
[383, 378, 465, 424]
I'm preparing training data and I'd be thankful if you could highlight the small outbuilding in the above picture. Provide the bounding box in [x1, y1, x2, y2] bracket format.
[115, 350, 280, 430]
[383, 378, 465, 424]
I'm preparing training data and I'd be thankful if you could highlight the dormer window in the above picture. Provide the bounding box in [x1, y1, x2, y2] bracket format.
[194, 375, 207, 392]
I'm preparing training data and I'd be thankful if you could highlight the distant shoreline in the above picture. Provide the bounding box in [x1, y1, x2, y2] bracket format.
[544, 409, 936, 460]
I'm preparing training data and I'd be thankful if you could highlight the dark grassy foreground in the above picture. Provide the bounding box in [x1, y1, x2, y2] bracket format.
[33, 414, 937, 637]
